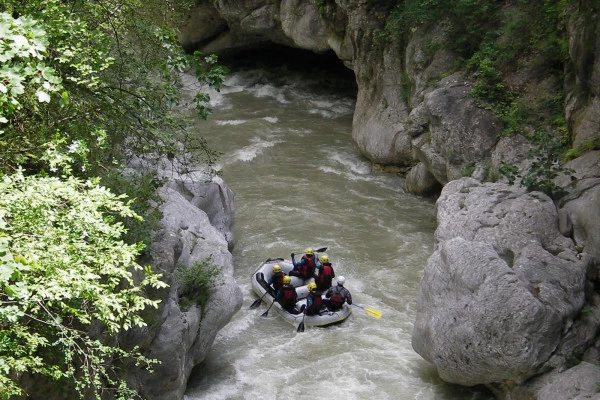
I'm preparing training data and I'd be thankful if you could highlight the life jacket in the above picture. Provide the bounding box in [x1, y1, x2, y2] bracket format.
[316, 263, 334, 290]
[329, 293, 344, 308]
[298, 255, 315, 278]
[279, 285, 297, 309]
[306, 291, 322, 315]
[271, 272, 285, 291]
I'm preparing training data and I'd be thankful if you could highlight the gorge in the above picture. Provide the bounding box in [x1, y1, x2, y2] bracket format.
[114, 1, 600, 399]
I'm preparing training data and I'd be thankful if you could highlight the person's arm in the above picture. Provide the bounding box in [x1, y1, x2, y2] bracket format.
[345, 289, 352, 305]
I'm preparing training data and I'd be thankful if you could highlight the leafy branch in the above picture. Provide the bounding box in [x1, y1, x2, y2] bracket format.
[0, 172, 168, 399]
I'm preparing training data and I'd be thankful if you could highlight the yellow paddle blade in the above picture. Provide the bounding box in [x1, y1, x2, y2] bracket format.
[363, 307, 382, 319]
[354, 304, 382, 319]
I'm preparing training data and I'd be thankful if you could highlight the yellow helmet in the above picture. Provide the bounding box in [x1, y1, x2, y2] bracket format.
[308, 282, 317, 291]
[272, 264, 282, 273]
[283, 276, 291, 285]
[320, 254, 329, 263]
[305, 247, 314, 255]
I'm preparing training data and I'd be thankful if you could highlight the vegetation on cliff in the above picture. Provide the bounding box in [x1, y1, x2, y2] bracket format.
[381, 0, 599, 199]
[0, 0, 225, 397]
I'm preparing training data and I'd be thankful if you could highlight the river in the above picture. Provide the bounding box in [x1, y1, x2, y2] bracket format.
[183, 50, 494, 400]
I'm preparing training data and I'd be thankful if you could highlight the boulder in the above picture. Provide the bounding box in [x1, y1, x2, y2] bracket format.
[557, 151, 600, 263]
[413, 178, 586, 389]
[509, 362, 600, 400]
[413, 237, 563, 386]
[404, 162, 440, 195]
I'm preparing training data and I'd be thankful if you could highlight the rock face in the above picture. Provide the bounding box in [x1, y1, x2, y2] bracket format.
[407, 73, 502, 185]
[412, 178, 587, 393]
[122, 171, 242, 400]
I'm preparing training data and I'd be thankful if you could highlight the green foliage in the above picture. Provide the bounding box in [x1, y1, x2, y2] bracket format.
[100, 171, 165, 250]
[0, 0, 227, 247]
[522, 130, 574, 200]
[460, 162, 476, 177]
[564, 138, 600, 161]
[381, 0, 500, 54]
[466, 1, 569, 135]
[498, 162, 519, 185]
[468, 40, 513, 106]
[565, 347, 584, 369]
[383, 0, 570, 139]
[176, 257, 221, 312]
[580, 305, 593, 317]
[0, 172, 169, 399]
[0, 12, 64, 121]
[0, 0, 227, 397]
[314, 0, 333, 16]
[0, 0, 226, 178]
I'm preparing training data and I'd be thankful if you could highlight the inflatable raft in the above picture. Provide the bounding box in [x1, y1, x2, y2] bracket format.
[250, 258, 352, 327]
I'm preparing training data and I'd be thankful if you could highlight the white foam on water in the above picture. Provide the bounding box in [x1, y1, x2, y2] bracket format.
[330, 152, 372, 175]
[215, 119, 247, 126]
[223, 136, 281, 164]
[218, 85, 245, 95]
[248, 83, 289, 104]
[308, 108, 338, 118]
[307, 99, 354, 119]
[262, 116, 278, 123]
[317, 165, 375, 184]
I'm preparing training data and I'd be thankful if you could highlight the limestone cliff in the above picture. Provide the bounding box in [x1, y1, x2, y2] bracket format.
[178, 1, 600, 398]
[121, 162, 242, 400]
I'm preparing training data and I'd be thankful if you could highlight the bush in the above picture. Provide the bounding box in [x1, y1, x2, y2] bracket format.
[564, 138, 600, 161]
[522, 130, 574, 200]
[176, 257, 221, 312]
[0, 172, 168, 399]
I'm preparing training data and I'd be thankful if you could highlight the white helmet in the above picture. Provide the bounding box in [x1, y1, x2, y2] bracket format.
[337, 276, 345, 286]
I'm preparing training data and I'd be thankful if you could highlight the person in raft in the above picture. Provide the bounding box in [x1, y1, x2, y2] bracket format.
[277, 276, 299, 313]
[324, 276, 352, 311]
[314, 254, 335, 291]
[305, 282, 323, 316]
[267, 264, 286, 296]
[289, 247, 316, 280]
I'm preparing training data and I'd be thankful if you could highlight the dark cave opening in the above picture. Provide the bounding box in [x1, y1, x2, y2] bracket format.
[216, 44, 358, 96]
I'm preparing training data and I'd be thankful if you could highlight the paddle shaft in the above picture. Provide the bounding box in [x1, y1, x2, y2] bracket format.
[261, 298, 276, 317]
[249, 291, 269, 309]
[294, 247, 327, 255]
[297, 306, 307, 332]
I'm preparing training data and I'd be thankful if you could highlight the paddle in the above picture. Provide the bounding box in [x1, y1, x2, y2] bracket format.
[261, 298, 276, 317]
[353, 304, 382, 319]
[292, 247, 327, 256]
[296, 305, 307, 333]
[249, 291, 268, 309]
[250, 271, 273, 309]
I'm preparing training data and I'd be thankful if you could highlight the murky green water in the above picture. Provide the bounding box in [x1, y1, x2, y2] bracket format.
[183, 56, 494, 400]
